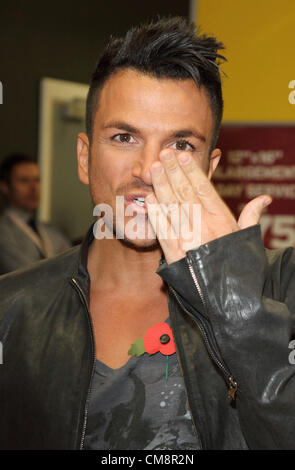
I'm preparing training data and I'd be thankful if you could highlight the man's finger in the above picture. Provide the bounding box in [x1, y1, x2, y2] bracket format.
[149, 161, 178, 205]
[177, 152, 226, 213]
[159, 150, 196, 203]
[145, 194, 177, 241]
[238, 195, 272, 229]
[145, 194, 185, 263]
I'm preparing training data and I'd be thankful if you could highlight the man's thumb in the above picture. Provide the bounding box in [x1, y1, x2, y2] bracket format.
[238, 195, 272, 230]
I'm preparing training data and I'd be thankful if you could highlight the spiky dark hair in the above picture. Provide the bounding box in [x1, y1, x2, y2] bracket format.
[86, 16, 226, 152]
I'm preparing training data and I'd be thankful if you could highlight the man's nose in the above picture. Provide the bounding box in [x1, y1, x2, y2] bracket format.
[30, 181, 40, 192]
[131, 143, 161, 186]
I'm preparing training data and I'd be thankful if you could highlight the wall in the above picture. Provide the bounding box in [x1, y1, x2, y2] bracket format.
[0, 0, 189, 161]
[194, 0, 295, 249]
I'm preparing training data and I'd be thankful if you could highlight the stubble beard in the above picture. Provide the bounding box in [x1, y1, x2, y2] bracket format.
[91, 176, 160, 250]
[111, 213, 160, 251]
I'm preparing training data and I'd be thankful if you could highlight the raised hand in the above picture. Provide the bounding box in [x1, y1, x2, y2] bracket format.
[146, 149, 272, 264]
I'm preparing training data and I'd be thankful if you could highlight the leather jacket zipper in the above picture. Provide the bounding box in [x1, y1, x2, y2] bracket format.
[170, 256, 238, 401]
[172, 326, 203, 449]
[71, 278, 96, 450]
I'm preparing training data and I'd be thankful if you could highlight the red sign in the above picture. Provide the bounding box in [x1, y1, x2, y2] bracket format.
[214, 126, 295, 249]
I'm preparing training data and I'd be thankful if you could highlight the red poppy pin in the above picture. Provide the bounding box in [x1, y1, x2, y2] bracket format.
[128, 322, 176, 357]
[144, 323, 175, 356]
[128, 322, 176, 380]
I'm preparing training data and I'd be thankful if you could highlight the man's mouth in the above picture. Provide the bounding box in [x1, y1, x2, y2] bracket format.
[133, 197, 145, 207]
[124, 193, 150, 213]
[125, 193, 149, 205]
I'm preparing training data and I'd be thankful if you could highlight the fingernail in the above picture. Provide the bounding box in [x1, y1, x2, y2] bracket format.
[146, 194, 155, 204]
[151, 162, 164, 174]
[161, 151, 174, 161]
[178, 153, 191, 165]
[263, 197, 272, 207]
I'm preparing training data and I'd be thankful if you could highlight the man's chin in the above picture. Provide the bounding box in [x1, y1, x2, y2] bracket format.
[113, 218, 160, 251]
[119, 236, 160, 252]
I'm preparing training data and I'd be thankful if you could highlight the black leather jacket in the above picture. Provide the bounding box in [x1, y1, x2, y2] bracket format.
[0, 224, 295, 449]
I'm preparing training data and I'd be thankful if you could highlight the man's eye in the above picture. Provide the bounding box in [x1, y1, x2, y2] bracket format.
[172, 140, 195, 152]
[113, 134, 135, 144]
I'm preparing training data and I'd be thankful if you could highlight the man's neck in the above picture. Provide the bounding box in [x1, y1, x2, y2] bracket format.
[7, 206, 35, 222]
[87, 236, 169, 368]
[87, 236, 164, 294]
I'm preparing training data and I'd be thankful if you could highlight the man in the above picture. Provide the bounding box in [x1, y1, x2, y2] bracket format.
[0, 153, 71, 274]
[0, 17, 294, 450]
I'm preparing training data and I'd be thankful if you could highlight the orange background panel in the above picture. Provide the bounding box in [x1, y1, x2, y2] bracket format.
[196, 0, 295, 122]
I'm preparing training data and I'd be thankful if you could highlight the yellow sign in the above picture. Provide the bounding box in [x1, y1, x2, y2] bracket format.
[196, 0, 295, 122]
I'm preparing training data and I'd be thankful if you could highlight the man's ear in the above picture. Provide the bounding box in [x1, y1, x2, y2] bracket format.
[77, 133, 90, 185]
[208, 148, 221, 180]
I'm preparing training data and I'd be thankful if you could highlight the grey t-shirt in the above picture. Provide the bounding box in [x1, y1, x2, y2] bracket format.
[84, 327, 200, 450]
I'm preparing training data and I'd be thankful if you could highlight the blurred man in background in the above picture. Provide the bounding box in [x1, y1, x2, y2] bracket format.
[0, 153, 71, 274]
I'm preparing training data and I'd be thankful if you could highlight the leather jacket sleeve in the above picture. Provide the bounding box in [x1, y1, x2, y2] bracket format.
[157, 224, 295, 449]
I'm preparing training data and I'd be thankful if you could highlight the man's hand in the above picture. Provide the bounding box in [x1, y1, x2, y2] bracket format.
[146, 149, 272, 264]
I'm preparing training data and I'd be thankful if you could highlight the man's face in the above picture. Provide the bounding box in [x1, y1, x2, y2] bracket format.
[77, 68, 221, 247]
[5, 163, 40, 213]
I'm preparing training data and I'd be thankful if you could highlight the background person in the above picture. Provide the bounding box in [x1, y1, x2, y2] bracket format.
[0, 153, 71, 274]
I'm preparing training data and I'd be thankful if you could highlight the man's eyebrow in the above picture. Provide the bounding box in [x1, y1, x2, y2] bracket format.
[102, 121, 206, 143]
[102, 121, 139, 134]
[172, 130, 206, 143]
